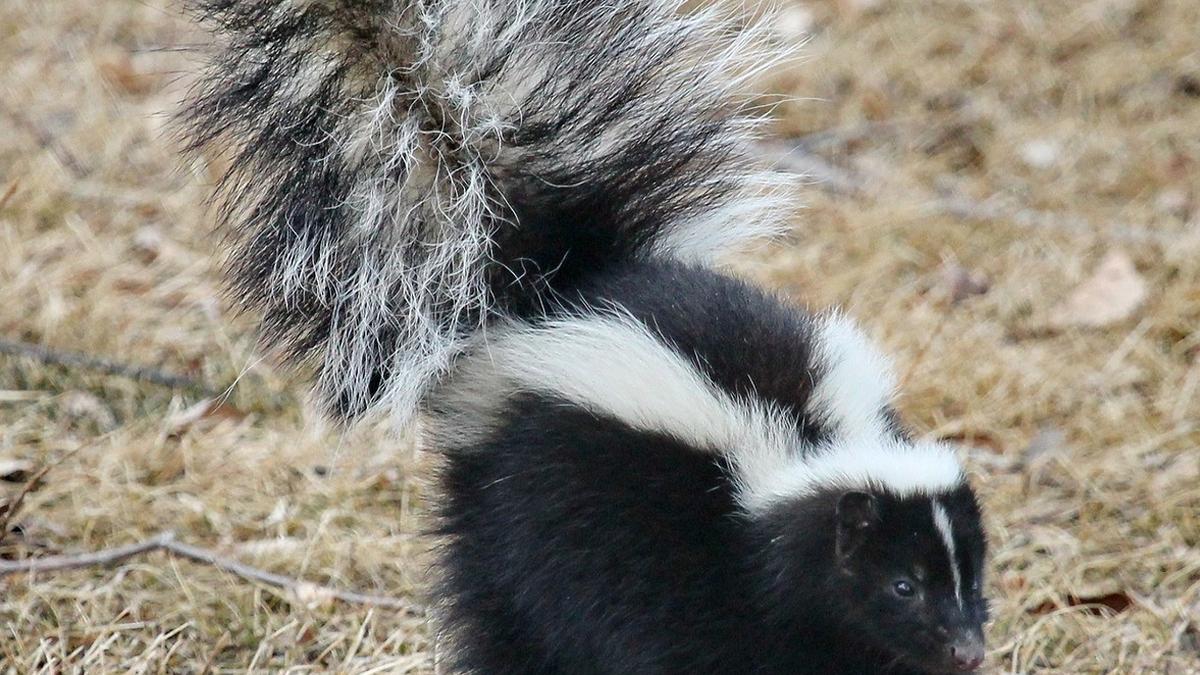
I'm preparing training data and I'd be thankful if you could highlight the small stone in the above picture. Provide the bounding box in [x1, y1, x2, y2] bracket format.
[1020, 139, 1061, 170]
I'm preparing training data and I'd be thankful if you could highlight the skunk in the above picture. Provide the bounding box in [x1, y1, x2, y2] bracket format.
[184, 1, 989, 673]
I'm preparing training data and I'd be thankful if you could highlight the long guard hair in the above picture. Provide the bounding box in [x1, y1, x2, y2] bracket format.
[183, 0, 793, 423]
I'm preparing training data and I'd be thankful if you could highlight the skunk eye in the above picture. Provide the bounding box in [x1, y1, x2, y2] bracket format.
[892, 580, 915, 598]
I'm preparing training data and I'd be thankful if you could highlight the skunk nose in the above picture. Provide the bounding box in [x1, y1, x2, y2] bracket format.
[949, 638, 984, 671]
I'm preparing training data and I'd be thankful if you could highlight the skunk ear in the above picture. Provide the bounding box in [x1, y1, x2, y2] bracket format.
[836, 491, 879, 563]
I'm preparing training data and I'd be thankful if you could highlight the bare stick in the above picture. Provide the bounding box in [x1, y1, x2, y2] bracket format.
[160, 538, 422, 612]
[0, 338, 213, 394]
[925, 187, 1173, 246]
[0, 532, 424, 615]
[0, 532, 176, 575]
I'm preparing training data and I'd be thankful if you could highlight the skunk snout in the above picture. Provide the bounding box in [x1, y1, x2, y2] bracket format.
[948, 633, 985, 672]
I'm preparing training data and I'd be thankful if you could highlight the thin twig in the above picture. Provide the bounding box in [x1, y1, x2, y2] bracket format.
[899, 309, 953, 390]
[0, 101, 90, 179]
[0, 338, 213, 394]
[759, 141, 1183, 247]
[0, 531, 424, 615]
[198, 632, 232, 675]
[759, 141, 867, 196]
[0, 180, 19, 210]
[784, 117, 916, 152]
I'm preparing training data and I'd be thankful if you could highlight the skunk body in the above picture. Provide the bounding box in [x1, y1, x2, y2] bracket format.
[431, 262, 989, 674]
[185, 1, 989, 673]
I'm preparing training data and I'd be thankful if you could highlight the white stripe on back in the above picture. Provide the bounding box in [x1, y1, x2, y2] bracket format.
[449, 311, 966, 513]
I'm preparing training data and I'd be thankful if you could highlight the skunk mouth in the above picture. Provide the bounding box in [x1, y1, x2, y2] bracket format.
[892, 631, 985, 674]
[931, 639, 986, 673]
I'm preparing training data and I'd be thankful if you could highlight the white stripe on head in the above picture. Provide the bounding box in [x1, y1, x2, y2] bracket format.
[443, 311, 965, 514]
[932, 500, 964, 609]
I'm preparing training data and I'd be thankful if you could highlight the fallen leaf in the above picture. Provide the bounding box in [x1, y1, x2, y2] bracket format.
[1027, 592, 1133, 617]
[0, 459, 34, 483]
[938, 431, 1003, 454]
[167, 399, 247, 435]
[1021, 425, 1068, 487]
[934, 262, 990, 305]
[96, 50, 158, 95]
[1050, 250, 1147, 329]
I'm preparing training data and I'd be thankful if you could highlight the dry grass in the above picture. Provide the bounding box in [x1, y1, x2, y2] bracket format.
[1, 0, 1198, 672]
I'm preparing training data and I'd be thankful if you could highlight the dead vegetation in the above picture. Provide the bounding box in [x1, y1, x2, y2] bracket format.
[1, 0, 1198, 672]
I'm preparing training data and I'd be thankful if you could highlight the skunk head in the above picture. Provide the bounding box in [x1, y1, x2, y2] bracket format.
[739, 312, 989, 672]
[832, 485, 988, 673]
[762, 482, 988, 673]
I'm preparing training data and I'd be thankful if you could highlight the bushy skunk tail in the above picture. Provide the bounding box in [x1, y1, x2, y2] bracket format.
[184, 0, 794, 424]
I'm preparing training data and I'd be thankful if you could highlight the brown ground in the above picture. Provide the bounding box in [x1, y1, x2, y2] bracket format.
[1, 0, 1198, 672]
